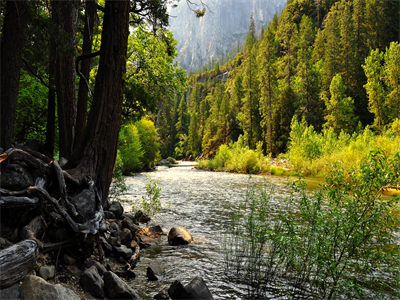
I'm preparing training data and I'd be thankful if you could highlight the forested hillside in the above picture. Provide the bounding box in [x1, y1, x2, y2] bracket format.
[167, 0, 400, 163]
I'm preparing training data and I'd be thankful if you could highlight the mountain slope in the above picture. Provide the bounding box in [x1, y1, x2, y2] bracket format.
[168, 0, 286, 71]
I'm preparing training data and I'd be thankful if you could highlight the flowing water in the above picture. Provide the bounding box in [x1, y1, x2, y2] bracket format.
[120, 162, 298, 299]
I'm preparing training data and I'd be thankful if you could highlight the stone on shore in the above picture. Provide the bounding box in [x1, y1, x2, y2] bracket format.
[20, 275, 80, 300]
[167, 227, 193, 246]
[104, 271, 140, 299]
[79, 266, 104, 298]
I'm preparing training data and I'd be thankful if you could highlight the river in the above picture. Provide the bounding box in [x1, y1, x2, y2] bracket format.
[119, 162, 298, 299]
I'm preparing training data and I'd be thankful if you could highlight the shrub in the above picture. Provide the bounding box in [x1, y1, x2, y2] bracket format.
[199, 136, 271, 174]
[225, 151, 400, 299]
[135, 118, 161, 169]
[118, 123, 144, 174]
[287, 117, 400, 176]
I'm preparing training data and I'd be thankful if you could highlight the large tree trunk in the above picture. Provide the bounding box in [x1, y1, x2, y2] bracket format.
[74, 0, 97, 150]
[44, 41, 56, 157]
[71, 0, 130, 204]
[51, 0, 79, 160]
[0, 1, 29, 150]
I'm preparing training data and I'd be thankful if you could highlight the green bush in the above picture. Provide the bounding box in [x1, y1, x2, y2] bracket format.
[198, 136, 271, 174]
[225, 151, 400, 299]
[136, 118, 161, 169]
[119, 123, 144, 174]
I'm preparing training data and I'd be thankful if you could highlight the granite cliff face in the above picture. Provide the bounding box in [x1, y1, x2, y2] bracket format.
[168, 0, 286, 71]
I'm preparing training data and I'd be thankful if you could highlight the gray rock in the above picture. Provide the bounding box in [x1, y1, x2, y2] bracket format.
[122, 213, 139, 224]
[120, 228, 132, 246]
[109, 201, 124, 219]
[20, 275, 80, 300]
[167, 227, 193, 246]
[104, 271, 140, 299]
[109, 222, 120, 237]
[168, 281, 190, 299]
[39, 265, 55, 280]
[84, 260, 107, 276]
[114, 245, 133, 260]
[0, 283, 21, 300]
[122, 217, 140, 234]
[146, 262, 164, 281]
[79, 266, 104, 298]
[71, 189, 96, 222]
[100, 236, 113, 253]
[185, 277, 214, 300]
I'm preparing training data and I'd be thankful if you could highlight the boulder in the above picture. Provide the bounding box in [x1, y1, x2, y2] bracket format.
[103, 271, 140, 299]
[114, 245, 133, 260]
[146, 262, 164, 281]
[168, 277, 213, 300]
[71, 189, 97, 222]
[84, 260, 107, 276]
[167, 227, 193, 246]
[122, 213, 139, 224]
[168, 280, 190, 299]
[122, 217, 140, 234]
[120, 228, 133, 246]
[185, 277, 213, 300]
[20, 275, 80, 300]
[109, 202, 124, 219]
[0, 283, 21, 300]
[38, 265, 55, 280]
[109, 222, 120, 237]
[79, 266, 104, 298]
[100, 237, 112, 253]
[136, 226, 163, 248]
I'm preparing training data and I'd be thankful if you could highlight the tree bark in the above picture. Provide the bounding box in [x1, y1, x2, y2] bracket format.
[71, 0, 130, 204]
[0, 1, 29, 150]
[51, 0, 79, 160]
[44, 40, 56, 157]
[75, 0, 97, 150]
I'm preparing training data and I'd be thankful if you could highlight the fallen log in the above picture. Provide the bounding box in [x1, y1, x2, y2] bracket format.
[0, 196, 39, 207]
[0, 240, 38, 288]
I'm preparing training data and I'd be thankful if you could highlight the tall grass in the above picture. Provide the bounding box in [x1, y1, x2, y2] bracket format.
[198, 136, 271, 174]
[224, 151, 400, 299]
[286, 117, 400, 176]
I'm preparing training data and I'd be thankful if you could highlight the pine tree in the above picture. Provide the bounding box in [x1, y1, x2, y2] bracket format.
[324, 74, 357, 134]
[258, 26, 278, 154]
[363, 48, 387, 132]
[383, 42, 400, 121]
[294, 15, 323, 130]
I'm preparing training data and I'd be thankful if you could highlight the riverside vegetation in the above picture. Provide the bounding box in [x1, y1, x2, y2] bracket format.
[224, 152, 400, 299]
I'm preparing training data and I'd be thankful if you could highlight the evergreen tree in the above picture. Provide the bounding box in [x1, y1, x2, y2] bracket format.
[383, 42, 400, 121]
[258, 26, 278, 154]
[363, 49, 387, 132]
[324, 74, 357, 134]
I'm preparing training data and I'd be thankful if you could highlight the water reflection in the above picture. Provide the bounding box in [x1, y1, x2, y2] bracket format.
[121, 164, 295, 299]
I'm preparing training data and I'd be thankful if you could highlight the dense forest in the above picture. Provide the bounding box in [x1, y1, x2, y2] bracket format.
[165, 0, 400, 170]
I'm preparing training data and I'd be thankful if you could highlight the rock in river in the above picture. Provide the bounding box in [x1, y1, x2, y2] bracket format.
[167, 227, 193, 246]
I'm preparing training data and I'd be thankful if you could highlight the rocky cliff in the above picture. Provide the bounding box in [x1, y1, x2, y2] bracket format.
[168, 0, 287, 71]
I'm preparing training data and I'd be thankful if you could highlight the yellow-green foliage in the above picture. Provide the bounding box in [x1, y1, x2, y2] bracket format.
[198, 136, 271, 174]
[287, 117, 400, 176]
